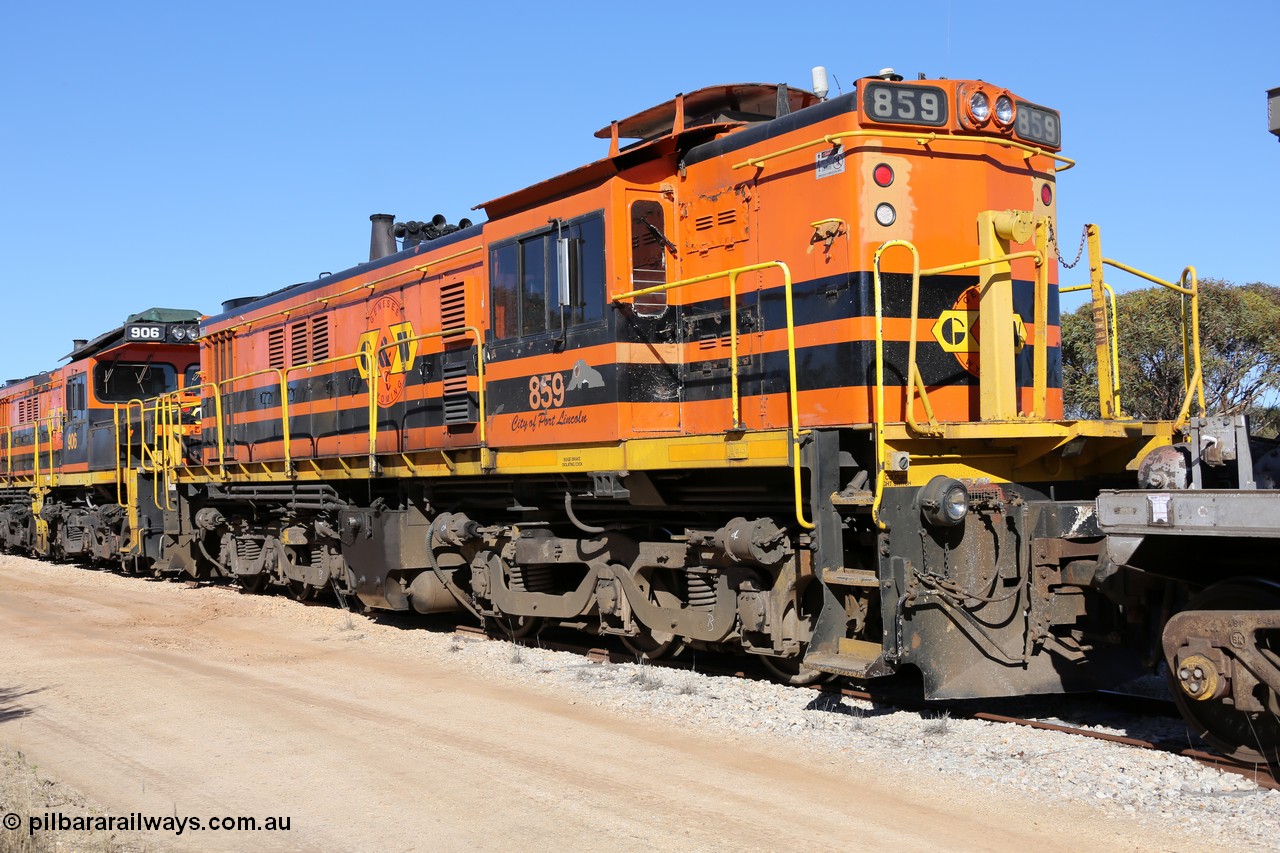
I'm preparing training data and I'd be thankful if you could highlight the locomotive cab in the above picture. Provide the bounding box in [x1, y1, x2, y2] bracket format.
[35, 308, 202, 567]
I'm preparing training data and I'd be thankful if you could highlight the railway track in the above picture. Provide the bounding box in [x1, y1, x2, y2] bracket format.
[454, 623, 1280, 791]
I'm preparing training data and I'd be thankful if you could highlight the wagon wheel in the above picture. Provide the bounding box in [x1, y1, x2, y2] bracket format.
[1166, 579, 1280, 766]
[758, 653, 832, 686]
[620, 569, 686, 661]
[759, 579, 832, 686]
[621, 628, 686, 662]
[287, 579, 318, 602]
[238, 573, 268, 594]
[485, 614, 542, 641]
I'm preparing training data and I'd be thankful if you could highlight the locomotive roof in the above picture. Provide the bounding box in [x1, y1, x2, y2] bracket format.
[64, 307, 201, 362]
[201, 224, 484, 327]
[477, 83, 818, 219]
[592, 83, 820, 141]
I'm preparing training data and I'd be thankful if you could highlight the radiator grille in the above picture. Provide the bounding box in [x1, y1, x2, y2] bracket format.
[311, 316, 330, 361]
[291, 321, 308, 365]
[268, 329, 285, 370]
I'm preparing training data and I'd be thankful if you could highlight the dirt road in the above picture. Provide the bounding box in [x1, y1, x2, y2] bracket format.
[0, 556, 1186, 851]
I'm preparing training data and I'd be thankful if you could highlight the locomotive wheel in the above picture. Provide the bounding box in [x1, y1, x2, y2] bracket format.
[485, 614, 542, 640]
[238, 573, 268, 594]
[1166, 579, 1280, 766]
[620, 628, 686, 662]
[287, 580, 317, 602]
[758, 653, 832, 686]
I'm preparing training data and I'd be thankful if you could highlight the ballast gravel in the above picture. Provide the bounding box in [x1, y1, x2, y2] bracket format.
[363, 629, 1275, 850]
[8, 559, 1279, 850]
[301, 602, 1279, 848]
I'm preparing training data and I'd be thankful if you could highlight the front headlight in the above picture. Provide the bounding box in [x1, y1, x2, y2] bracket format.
[968, 91, 990, 124]
[171, 326, 187, 341]
[920, 476, 970, 528]
[994, 94, 1015, 128]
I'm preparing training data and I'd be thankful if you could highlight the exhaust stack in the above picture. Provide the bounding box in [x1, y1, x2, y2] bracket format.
[369, 213, 396, 261]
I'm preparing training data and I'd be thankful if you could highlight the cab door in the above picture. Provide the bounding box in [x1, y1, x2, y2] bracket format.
[622, 189, 682, 433]
[63, 373, 89, 469]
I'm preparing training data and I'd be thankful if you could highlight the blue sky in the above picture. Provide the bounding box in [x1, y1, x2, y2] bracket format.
[1, 1, 1277, 380]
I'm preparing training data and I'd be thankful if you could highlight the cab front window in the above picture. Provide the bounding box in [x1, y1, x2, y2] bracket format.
[93, 361, 177, 402]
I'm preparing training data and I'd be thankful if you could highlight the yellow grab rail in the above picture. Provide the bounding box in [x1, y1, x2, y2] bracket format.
[732, 129, 1075, 173]
[613, 261, 814, 530]
[215, 368, 289, 470]
[183, 381, 227, 477]
[152, 397, 175, 510]
[154, 394, 200, 508]
[112, 406, 123, 502]
[32, 414, 56, 489]
[1069, 225, 1203, 427]
[282, 350, 376, 473]
[1, 425, 10, 486]
[1060, 281, 1120, 417]
[369, 327, 488, 471]
[870, 240, 1048, 527]
[869, 243, 899, 529]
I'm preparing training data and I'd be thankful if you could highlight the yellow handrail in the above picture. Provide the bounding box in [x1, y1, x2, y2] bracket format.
[112, 406, 123, 503]
[1060, 281, 1120, 416]
[32, 417, 39, 486]
[154, 394, 199, 508]
[183, 381, 226, 477]
[31, 412, 65, 490]
[215, 368, 289, 470]
[1104, 261, 1203, 429]
[869, 243, 903, 528]
[874, 242, 1044, 436]
[613, 261, 814, 530]
[369, 327, 488, 471]
[1070, 225, 1203, 427]
[120, 399, 156, 510]
[282, 350, 376, 473]
[870, 240, 1049, 526]
[732, 129, 1076, 173]
[151, 397, 175, 510]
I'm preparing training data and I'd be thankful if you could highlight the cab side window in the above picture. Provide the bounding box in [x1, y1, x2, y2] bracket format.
[490, 212, 604, 340]
[630, 201, 668, 314]
[67, 374, 87, 419]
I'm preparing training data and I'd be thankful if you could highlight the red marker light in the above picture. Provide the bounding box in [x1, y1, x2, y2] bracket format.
[873, 164, 894, 187]
[1040, 184, 1053, 206]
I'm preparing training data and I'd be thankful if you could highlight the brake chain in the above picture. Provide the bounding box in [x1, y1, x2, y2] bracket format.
[1048, 222, 1087, 270]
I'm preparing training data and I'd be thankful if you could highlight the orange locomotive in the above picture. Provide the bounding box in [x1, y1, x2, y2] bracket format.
[0, 310, 200, 564]
[8, 69, 1274, 763]
[161, 70, 1172, 690]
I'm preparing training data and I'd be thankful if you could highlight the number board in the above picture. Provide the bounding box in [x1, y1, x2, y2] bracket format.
[862, 83, 948, 127]
[125, 323, 166, 342]
[1014, 102, 1061, 148]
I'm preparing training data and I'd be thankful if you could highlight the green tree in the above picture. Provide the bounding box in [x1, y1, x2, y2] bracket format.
[1061, 279, 1280, 431]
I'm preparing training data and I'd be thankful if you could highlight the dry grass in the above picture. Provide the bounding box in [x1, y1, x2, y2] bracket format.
[630, 667, 662, 691]
[0, 745, 155, 852]
[923, 710, 952, 737]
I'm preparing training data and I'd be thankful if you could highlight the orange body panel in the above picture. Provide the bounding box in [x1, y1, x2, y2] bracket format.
[195, 77, 1067, 466]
